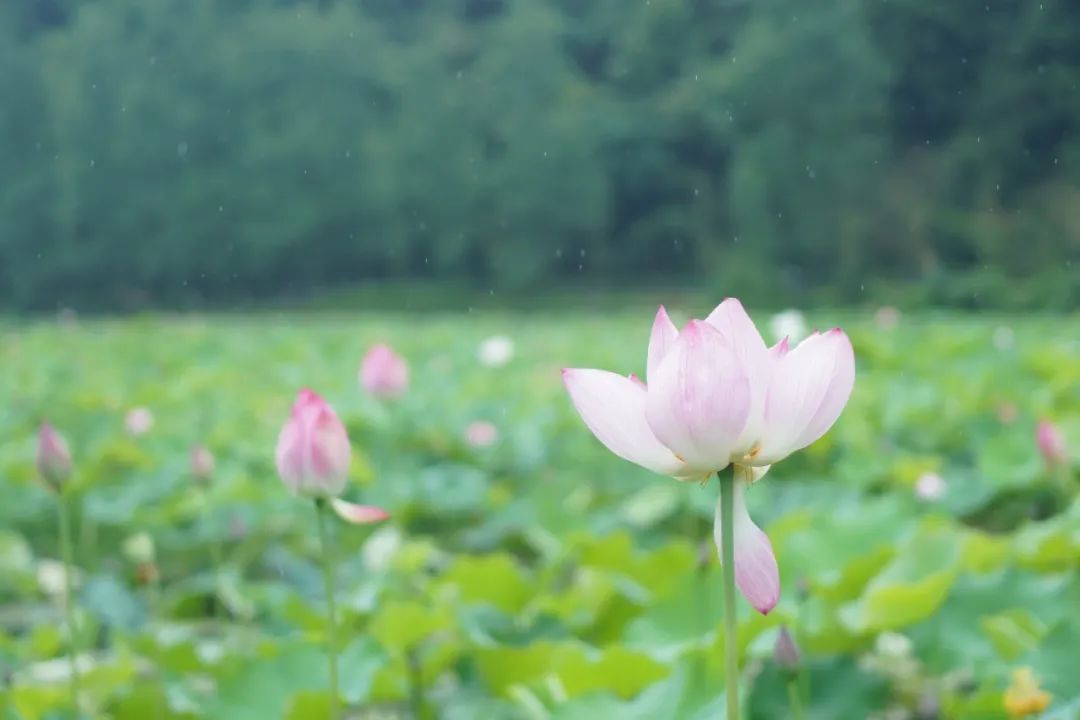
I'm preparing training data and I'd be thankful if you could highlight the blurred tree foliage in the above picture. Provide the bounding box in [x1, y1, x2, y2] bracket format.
[0, 0, 1078, 310]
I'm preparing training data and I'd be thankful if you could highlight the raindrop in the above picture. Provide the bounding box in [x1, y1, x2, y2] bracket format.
[177, 142, 188, 158]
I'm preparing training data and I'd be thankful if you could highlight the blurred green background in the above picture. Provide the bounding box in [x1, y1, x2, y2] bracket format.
[1, 0, 1078, 312]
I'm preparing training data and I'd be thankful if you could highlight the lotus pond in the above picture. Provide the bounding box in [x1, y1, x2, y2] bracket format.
[0, 307, 1077, 719]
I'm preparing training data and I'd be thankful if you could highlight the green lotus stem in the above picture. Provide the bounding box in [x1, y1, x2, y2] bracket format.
[718, 468, 739, 719]
[407, 646, 424, 719]
[686, 493, 706, 688]
[315, 499, 340, 720]
[57, 494, 80, 711]
[787, 678, 806, 720]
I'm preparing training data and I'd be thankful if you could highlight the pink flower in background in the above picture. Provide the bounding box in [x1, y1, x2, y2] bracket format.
[915, 472, 945, 502]
[36, 423, 72, 491]
[275, 389, 352, 498]
[190, 445, 215, 484]
[1036, 420, 1068, 467]
[464, 420, 498, 448]
[875, 306, 901, 330]
[563, 299, 855, 614]
[125, 407, 154, 436]
[360, 344, 409, 398]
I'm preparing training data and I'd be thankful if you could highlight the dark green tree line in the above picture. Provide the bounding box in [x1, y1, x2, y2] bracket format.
[1, 0, 1078, 310]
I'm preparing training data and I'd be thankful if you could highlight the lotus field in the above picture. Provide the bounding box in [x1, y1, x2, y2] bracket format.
[0, 304, 1077, 719]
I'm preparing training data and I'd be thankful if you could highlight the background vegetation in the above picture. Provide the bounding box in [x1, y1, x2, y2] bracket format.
[1, 0, 1079, 312]
[0, 308, 1077, 718]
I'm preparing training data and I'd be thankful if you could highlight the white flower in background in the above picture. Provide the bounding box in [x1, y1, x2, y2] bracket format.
[125, 407, 155, 436]
[37, 559, 78, 597]
[769, 309, 807, 344]
[362, 525, 402, 572]
[876, 631, 913, 659]
[992, 326, 1014, 351]
[464, 420, 498, 448]
[914, 472, 945, 502]
[123, 532, 156, 564]
[478, 335, 515, 367]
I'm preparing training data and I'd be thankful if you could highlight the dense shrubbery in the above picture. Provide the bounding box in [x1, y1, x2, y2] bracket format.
[1, 0, 1078, 310]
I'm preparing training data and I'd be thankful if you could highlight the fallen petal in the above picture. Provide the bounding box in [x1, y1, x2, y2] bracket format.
[331, 498, 390, 525]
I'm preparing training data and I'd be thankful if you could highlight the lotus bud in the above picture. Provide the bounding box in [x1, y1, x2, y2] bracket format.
[360, 344, 409, 398]
[190, 445, 215, 485]
[464, 420, 498, 448]
[773, 626, 801, 674]
[36, 423, 72, 492]
[275, 389, 351, 498]
[125, 407, 154, 436]
[1036, 420, 1067, 467]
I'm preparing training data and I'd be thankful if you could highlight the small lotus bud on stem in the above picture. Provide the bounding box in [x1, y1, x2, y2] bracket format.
[774, 626, 802, 675]
[36, 423, 72, 492]
[1036, 420, 1067, 468]
[190, 445, 215, 485]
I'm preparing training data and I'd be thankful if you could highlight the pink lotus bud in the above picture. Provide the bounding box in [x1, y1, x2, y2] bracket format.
[190, 445, 215, 484]
[914, 472, 945, 502]
[773, 626, 801, 673]
[359, 344, 409, 398]
[125, 407, 154, 436]
[464, 420, 498, 448]
[1036, 420, 1068, 467]
[36, 423, 72, 491]
[275, 389, 351, 498]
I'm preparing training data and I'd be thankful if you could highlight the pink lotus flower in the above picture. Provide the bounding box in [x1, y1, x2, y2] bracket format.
[36, 423, 72, 491]
[275, 389, 352, 498]
[359, 344, 409, 399]
[125, 407, 154, 436]
[1036, 420, 1067, 467]
[464, 420, 498, 448]
[563, 299, 855, 614]
[190, 445, 215, 484]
